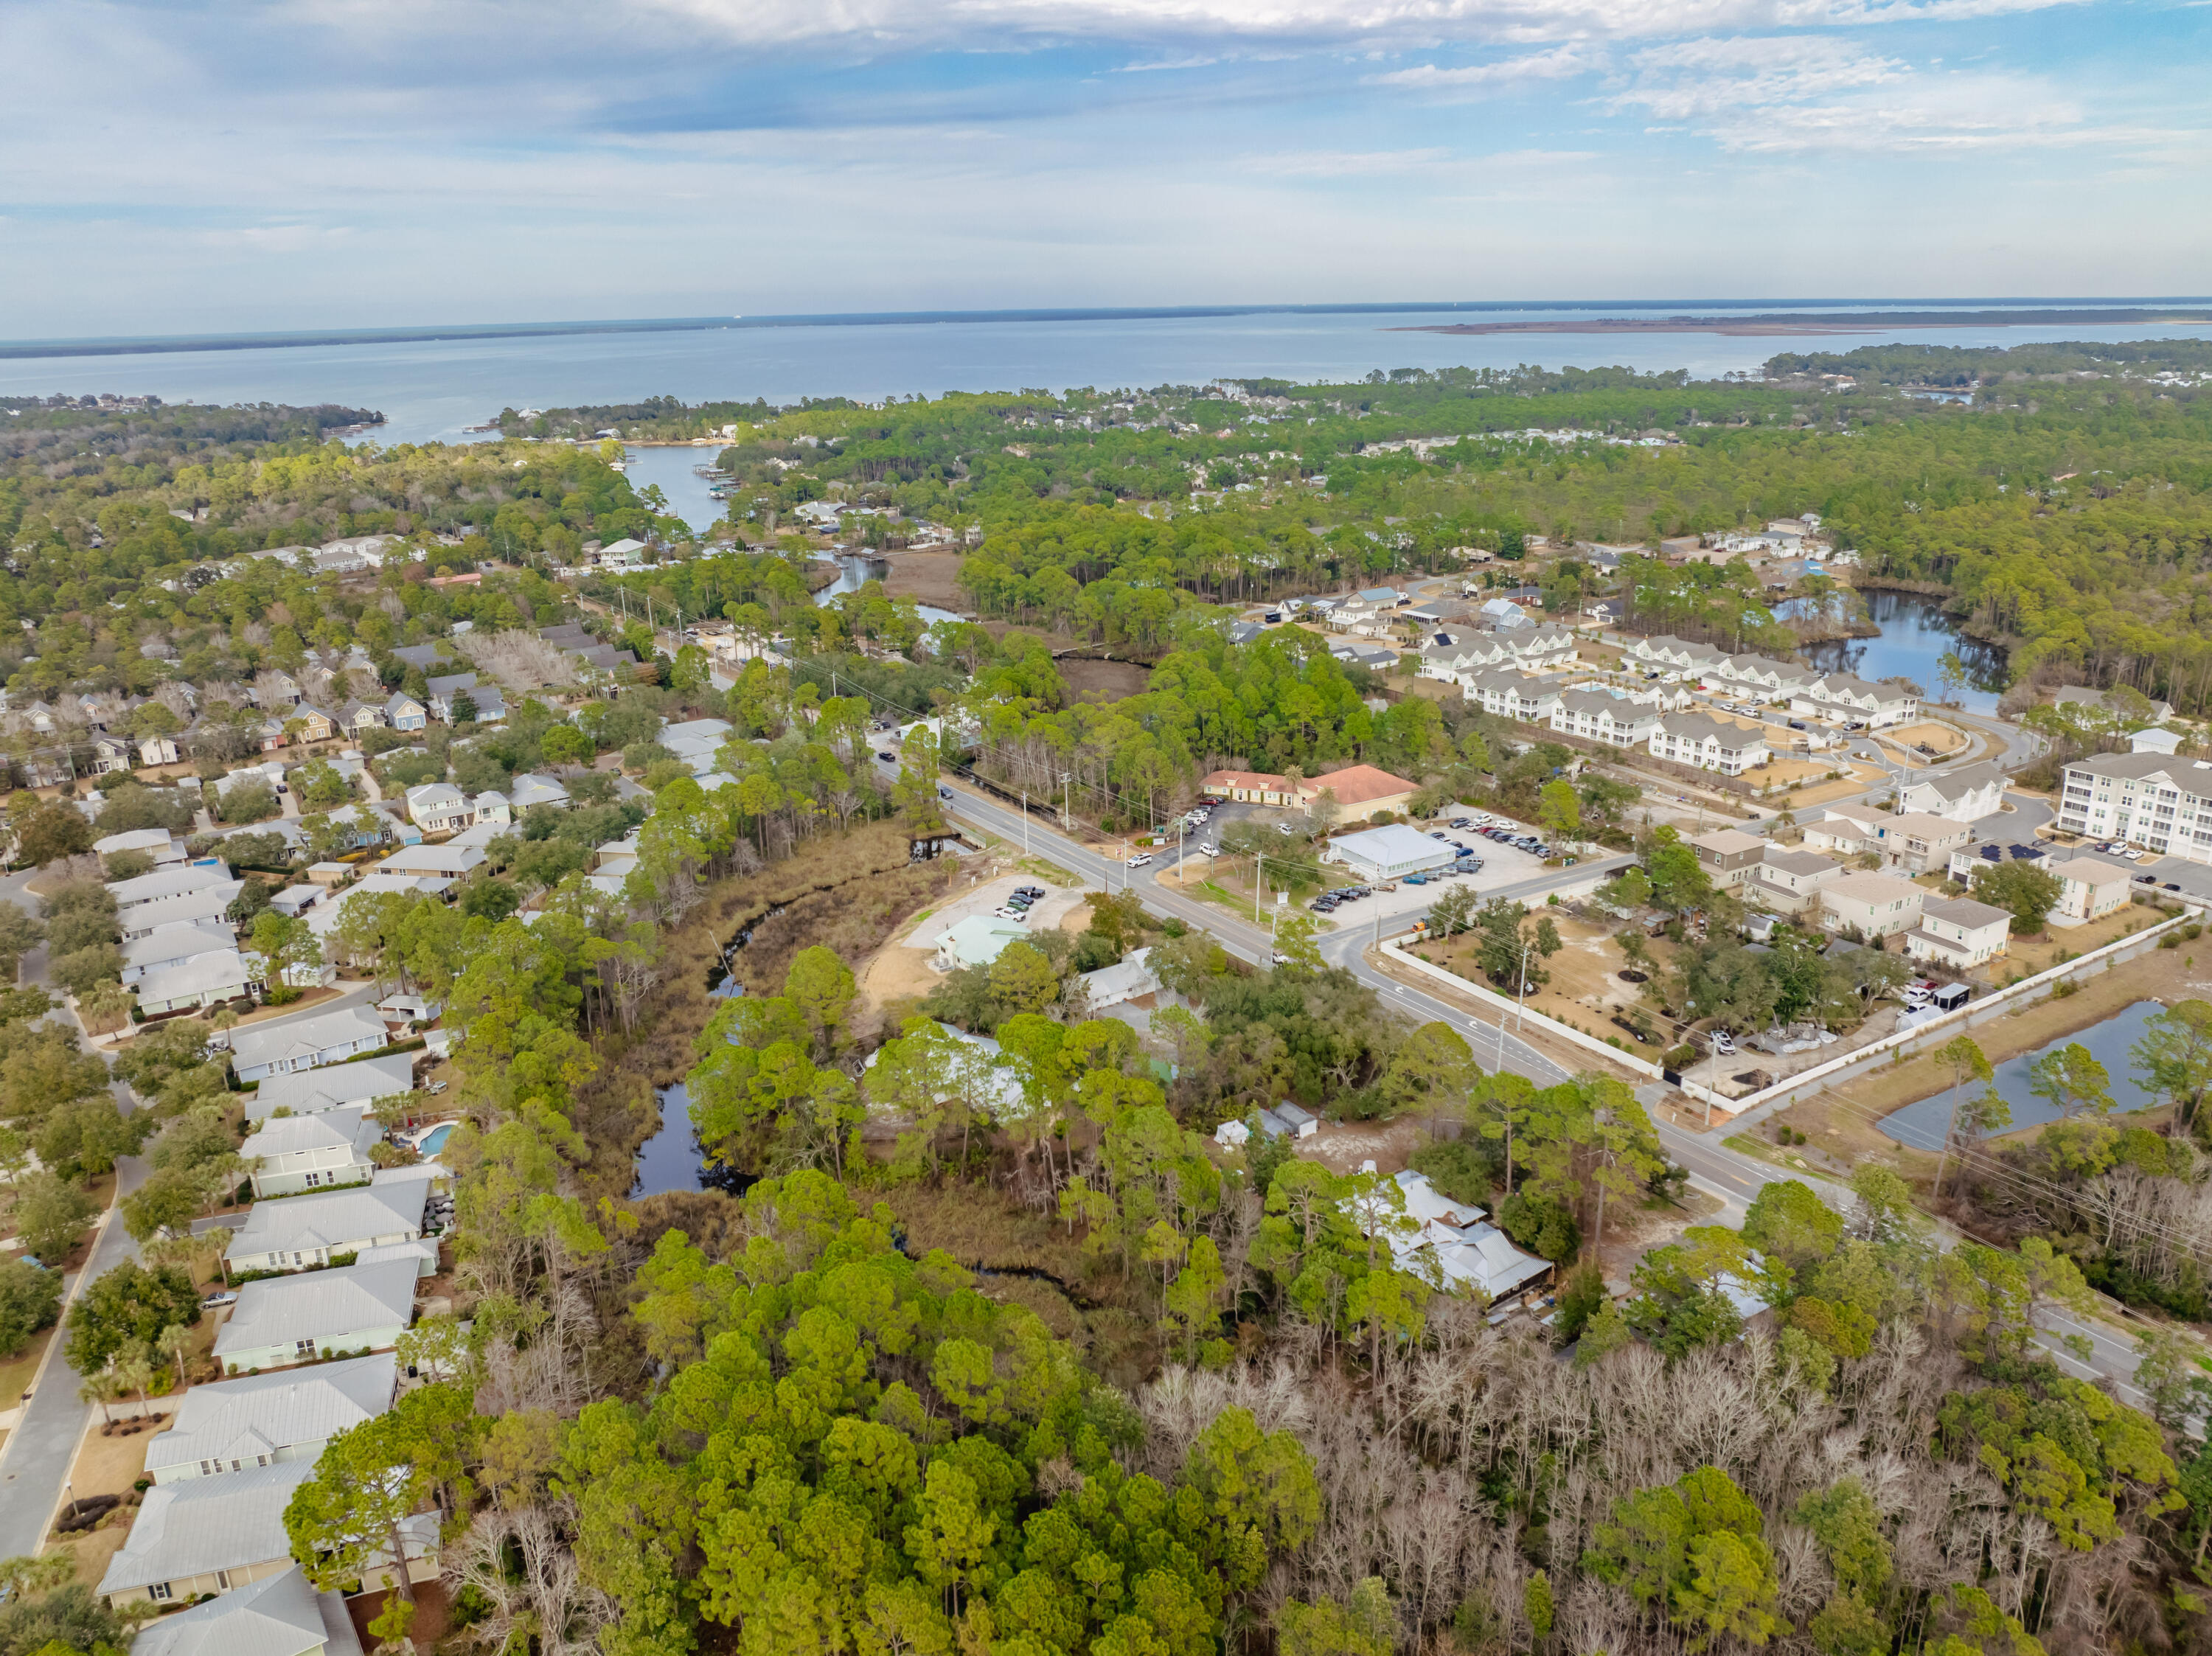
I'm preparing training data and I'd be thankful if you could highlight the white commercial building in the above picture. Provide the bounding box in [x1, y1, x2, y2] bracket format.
[2055, 752, 2212, 861]
[1324, 824, 1458, 883]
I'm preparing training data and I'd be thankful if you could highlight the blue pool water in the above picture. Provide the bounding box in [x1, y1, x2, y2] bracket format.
[415, 1123, 454, 1155]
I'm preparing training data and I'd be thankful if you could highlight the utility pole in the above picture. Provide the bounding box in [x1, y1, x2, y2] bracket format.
[1020, 793, 1029, 857]
[1061, 770, 1072, 831]
[1517, 939, 1533, 1031]
[1254, 852, 1263, 922]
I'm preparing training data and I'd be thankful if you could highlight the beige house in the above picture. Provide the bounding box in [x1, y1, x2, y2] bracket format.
[1804, 807, 1972, 873]
[1905, 897, 2013, 970]
[2045, 856, 2135, 927]
[1746, 848, 1847, 915]
[1688, 828, 1767, 889]
[1819, 872, 1927, 939]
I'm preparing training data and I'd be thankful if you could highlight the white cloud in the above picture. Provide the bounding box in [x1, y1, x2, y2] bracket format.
[1241, 146, 1453, 173]
[1368, 44, 1596, 87]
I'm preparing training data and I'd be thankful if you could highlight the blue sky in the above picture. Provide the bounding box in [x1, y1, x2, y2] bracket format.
[3, 0, 2208, 335]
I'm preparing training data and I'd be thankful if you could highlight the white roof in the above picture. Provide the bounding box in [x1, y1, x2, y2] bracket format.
[95, 827, 178, 857]
[145, 1353, 395, 1478]
[128, 1565, 363, 1656]
[122, 920, 236, 972]
[226, 1183, 424, 1262]
[229, 1005, 387, 1074]
[250, 1054, 416, 1120]
[509, 773, 569, 808]
[936, 914, 1029, 968]
[376, 843, 486, 877]
[403, 782, 465, 810]
[109, 862, 230, 908]
[212, 1260, 420, 1361]
[139, 949, 254, 1004]
[1329, 824, 1456, 872]
[240, 1103, 379, 1164]
[125, 883, 245, 933]
[99, 1459, 316, 1593]
[1077, 946, 1158, 1006]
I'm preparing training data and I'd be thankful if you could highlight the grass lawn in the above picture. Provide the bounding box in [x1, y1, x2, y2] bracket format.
[1413, 913, 1679, 1051]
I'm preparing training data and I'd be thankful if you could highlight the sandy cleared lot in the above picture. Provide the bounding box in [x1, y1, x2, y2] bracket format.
[856, 872, 1090, 1013]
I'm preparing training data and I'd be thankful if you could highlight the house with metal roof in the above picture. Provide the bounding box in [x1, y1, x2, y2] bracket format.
[119, 882, 246, 941]
[213, 1259, 420, 1374]
[375, 842, 486, 880]
[1325, 824, 1457, 883]
[246, 1053, 416, 1124]
[124, 1562, 363, 1656]
[99, 1460, 318, 1606]
[225, 1182, 427, 1276]
[122, 919, 238, 987]
[933, 914, 1031, 973]
[508, 772, 571, 811]
[228, 1005, 388, 1084]
[95, 827, 186, 867]
[239, 1104, 380, 1198]
[402, 782, 470, 832]
[108, 861, 231, 913]
[145, 1353, 396, 1483]
[138, 948, 260, 1016]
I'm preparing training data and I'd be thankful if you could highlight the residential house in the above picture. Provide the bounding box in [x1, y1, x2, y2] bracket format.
[291, 706, 338, 744]
[95, 827, 184, 867]
[89, 734, 135, 774]
[223, 1181, 427, 1276]
[1479, 597, 1531, 629]
[508, 772, 571, 812]
[1351, 1169, 1551, 1299]
[1687, 828, 1769, 889]
[1550, 688, 1662, 748]
[97, 1461, 318, 1607]
[376, 843, 486, 884]
[2054, 752, 2212, 860]
[1746, 848, 1848, 915]
[1789, 672, 1919, 728]
[139, 734, 182, 767]
[470, 790, 511, 826]
[1076, 948, 1161, 1013]
[2045, 856, 2135, 927]
[1818, 872, 1927, 939]
[2054, 685, 2175, 724]
[246, 1054, 417, 1125]
[304, 862, 354, 888]
[121, 920, 237, 987]
[212, 1259, 420, 1374]
[1947, 830, 2045, 876]
[268, 885, 325, 919]
[1905, 897, 2013, 970]
[1896, 760, 2007, 825]
[383, 692, 426, 733]
[226, 1005, 389, 1085]
[1457, 669, 1565, 725]
[119, 883, 244, 942]
[124, 1563, 364, 1656]
[2132, 727, 2185, 755]
[402, 782, 472, 833]
[1649, 712, 1770, 776]
[1804, 807, 1972, 873]
[338, 700, 385, 736]
[109, 861, 231, 914]
[144, 1352, 396, 1483]
[239, 1104, 380, 1198]
[137, 949, 260, 1016]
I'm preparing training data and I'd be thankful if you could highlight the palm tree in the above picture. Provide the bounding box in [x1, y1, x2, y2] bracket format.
[156, 1323, 192, 1391]
[115, 1350, 156, 1410]
[78, 1369, 119, 1427]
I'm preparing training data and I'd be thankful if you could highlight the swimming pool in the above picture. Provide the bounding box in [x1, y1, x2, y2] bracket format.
[414, 1123, 454, 1155]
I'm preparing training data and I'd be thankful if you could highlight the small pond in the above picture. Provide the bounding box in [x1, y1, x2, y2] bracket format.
[813, 553, 961, 626]
[632, 1080, 756, 1199]
[1877, 1000, 2166, 1150]
[1778, 590, 2011, 715]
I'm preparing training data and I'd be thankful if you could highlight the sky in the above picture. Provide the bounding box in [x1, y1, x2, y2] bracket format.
[3, 0, 2208, 336]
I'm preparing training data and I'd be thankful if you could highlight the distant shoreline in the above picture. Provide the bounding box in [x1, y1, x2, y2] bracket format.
[7, 299, 2212, 361]
[1392, 307, 2212, 338]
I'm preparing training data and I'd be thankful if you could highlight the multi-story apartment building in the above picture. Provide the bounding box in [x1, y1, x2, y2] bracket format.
[2055, 752, 2212, 861]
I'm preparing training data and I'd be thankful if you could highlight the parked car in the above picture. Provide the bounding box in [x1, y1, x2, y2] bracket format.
[1276, 822, 1297, 836]
[201, 1290, 238, 1310]
[877, 751, 898, 762]
[1127, 853, 1153, 868]
[1787, 719, 1808, 731]
[1711, 1031, 1737, 1057]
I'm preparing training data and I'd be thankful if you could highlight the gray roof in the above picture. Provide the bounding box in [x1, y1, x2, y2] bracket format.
[226, 1183, 425, 1263]
[123, 920, 236, 973]
[509, 773, 570, 809]
[240, 1104, 379, 1163]
[122, 884, 245, 933]
[145, 1353, 396, 1479]
[2062, 751, 2212, 786]
[229, 1005, 388, 1074]
[1908, 759, 2006, 800]
[1658, 711, 1766, 746]
[1760, 848, 1841, 877]
[251, 1054, 416, 1120]
[139, 949, 254, 1005]
[128, 1565, 362, 1656]
[1924, 896, 2011, 929]
[110, 863, 231, 908]
[213, 1260, 420, 1361]
[99, 1459, 315, 1593]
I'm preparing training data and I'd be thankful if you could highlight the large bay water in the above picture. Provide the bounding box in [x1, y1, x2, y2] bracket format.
[10, 305, 2212, 447]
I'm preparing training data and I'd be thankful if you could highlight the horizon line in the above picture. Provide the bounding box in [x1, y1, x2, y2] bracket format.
[7, 297, 2212, 362]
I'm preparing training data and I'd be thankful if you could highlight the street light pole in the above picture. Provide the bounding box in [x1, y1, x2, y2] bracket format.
[1020, 793, 1029, 857]
[1254, 852, 1263, 923]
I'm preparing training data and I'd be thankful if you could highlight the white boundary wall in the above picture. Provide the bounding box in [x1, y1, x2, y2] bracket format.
[1387, 898, 2203, 1117]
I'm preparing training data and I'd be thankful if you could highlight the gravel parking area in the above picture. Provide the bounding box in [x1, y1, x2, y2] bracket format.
[908, 872, 1088, 950]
